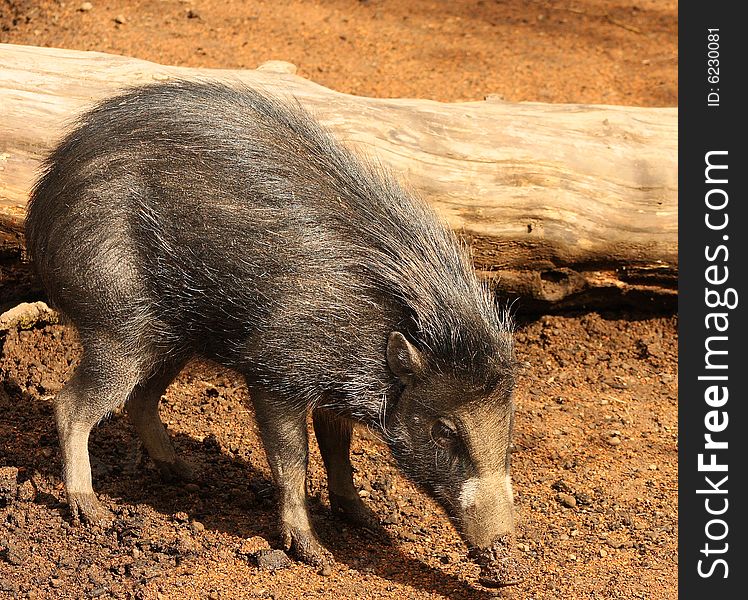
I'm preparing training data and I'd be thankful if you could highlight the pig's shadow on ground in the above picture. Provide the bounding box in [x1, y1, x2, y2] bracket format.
[0, 390, 499, 600]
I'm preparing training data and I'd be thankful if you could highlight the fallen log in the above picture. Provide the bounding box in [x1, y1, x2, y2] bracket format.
[0, 43, 677, 312]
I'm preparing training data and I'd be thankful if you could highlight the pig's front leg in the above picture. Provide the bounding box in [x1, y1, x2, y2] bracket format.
[249, 385, 332, 568]
[312, 409, 380, 530]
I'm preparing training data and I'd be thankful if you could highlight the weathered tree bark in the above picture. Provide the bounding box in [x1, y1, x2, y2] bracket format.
[0, 43, 677, 312]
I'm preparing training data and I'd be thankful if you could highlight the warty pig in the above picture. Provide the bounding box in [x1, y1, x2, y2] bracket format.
[25, 81, 522, 584]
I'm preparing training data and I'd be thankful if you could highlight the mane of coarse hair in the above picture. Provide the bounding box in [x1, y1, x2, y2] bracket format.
[182, 79, 518, 384]
[228, 82, 520, 385]
[339, 157, 517, 381]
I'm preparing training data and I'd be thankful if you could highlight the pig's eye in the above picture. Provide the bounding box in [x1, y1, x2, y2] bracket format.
[431, 418, 458, 450]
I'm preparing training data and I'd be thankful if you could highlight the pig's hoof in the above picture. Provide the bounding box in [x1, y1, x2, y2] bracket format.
[284, 527, 334, 569]
[329, 492, 380, 530]
[68, 492, 113, 527]
[154, 457, 195, 482]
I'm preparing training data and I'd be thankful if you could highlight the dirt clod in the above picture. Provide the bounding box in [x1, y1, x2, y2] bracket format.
[606, 434, 623, 446]
[557, 493, 577, 509]
[469, 535, 527, 588]
[0, 543, 25, 566]
[189, 520, 205, 534]
[253, 549, 292, 572]
[16, 479, 36, 503]
[0, 467, 19, 505]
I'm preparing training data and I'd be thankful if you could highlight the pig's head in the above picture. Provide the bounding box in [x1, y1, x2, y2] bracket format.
[384, 330, 525, 586]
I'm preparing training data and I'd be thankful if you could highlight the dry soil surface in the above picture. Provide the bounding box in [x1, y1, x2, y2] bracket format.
[1, 0, 676, 105]
[0, 1, 677, 599]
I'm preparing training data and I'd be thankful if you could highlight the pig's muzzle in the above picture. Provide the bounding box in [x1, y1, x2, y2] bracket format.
[459, 474, 526, 587]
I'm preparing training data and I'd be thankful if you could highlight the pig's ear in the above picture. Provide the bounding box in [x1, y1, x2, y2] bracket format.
[387, 331, 425, 383]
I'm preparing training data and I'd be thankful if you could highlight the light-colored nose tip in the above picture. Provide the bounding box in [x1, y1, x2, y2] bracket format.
[462, 514, 515, 549]
[459, 473, 515, 548]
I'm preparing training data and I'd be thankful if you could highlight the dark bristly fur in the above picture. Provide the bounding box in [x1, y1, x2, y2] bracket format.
[25, 81, 522, 580]
[28, 81, 513, 410]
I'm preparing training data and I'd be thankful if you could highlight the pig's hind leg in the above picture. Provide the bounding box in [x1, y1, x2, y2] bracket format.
[126, 359, 194, 482]
[312, 409, 380, 530]
[55, 337, 143, 525]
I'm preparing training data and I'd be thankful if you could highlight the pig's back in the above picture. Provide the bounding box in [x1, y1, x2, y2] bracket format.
[26, 82, 500, 388]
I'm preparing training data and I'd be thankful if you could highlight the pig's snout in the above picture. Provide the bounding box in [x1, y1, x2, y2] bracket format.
[458, 472, 514, 547]
[468, 534, 527, 588]
[459, 474, 526, 587]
